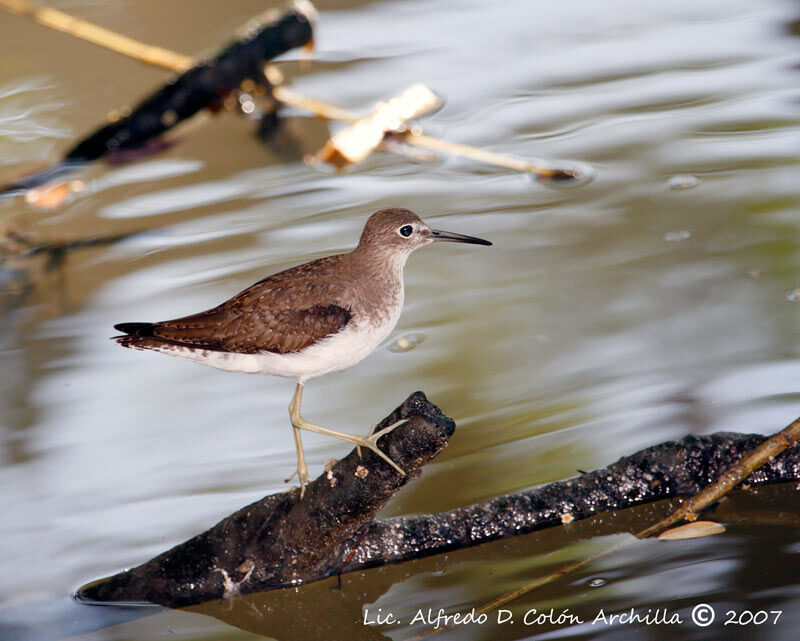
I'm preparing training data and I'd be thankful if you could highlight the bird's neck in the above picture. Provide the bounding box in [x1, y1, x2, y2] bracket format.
[346, 246, 408, 316]
[343, 247, 406, 326]
[349, 245, 410, 280]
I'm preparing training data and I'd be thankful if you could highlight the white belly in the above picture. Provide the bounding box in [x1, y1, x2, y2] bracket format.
[148, 305, 402, 383]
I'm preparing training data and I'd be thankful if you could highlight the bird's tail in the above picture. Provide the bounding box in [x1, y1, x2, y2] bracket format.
[112, 322, 157, 348]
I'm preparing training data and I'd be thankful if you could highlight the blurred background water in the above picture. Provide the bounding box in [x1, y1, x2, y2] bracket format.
[1, 0, 800, 639]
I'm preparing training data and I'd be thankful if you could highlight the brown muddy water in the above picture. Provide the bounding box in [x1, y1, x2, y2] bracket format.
[2, 0, 800, 640]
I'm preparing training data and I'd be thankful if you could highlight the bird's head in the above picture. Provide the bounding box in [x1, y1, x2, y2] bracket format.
[355, 208, 492, 259]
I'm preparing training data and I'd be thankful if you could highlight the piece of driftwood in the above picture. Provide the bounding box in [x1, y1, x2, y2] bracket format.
[314, 83, 441, 168]
[78, 386, 800, 609]
[63, 7, 312, 164]
[403, 416, 800, 641]
[78, 392, 455, 608]
[0, 3, 314, 197]
[334, 431, 800, 574]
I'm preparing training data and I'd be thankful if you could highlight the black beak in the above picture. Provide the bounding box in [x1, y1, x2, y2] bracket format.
[431, 229, 492, 246]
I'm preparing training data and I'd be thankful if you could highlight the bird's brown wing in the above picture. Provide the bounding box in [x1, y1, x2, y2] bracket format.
[116, 256, 354, 354]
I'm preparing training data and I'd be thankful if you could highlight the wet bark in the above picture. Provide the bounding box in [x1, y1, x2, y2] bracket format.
[78, 393, 800, 608]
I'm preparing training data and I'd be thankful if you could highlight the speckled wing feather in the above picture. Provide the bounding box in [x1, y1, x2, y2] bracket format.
[115, 256, 354, 355]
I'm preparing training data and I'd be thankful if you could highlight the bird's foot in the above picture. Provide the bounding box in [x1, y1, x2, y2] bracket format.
[356, 421, 380, 457]
[285, 463, 314, 498]
[290, 414, 408, 479]
[355, 418, 409, 476]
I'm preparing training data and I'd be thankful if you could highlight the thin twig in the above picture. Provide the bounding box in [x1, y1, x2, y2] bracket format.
[402, 133, 573, 179]
[272, 86, 359, 123]
[408, 413, 800, 640]
[635, 415, 800, 539]
[0, 0, 192, 72]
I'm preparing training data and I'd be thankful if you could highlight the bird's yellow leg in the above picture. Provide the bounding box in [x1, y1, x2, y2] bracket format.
[284, 422, 313, 497]
[289, 382, 407, 477]
[286, 383, 314, 497]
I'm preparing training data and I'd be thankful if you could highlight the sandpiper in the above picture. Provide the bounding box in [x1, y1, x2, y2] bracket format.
[113, 208, 491, 495]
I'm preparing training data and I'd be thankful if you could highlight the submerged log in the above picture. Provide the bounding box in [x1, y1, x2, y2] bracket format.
[78, 393, 800, 609]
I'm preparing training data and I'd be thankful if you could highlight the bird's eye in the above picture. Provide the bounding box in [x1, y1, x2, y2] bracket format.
[399, 225, 413, 237]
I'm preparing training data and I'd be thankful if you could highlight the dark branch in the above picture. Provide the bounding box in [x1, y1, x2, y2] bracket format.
[340, 431, 800, 573]
[1, 4, 314, 198]
[78, 391, 455, 607]
[78, 394, 800, 609]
